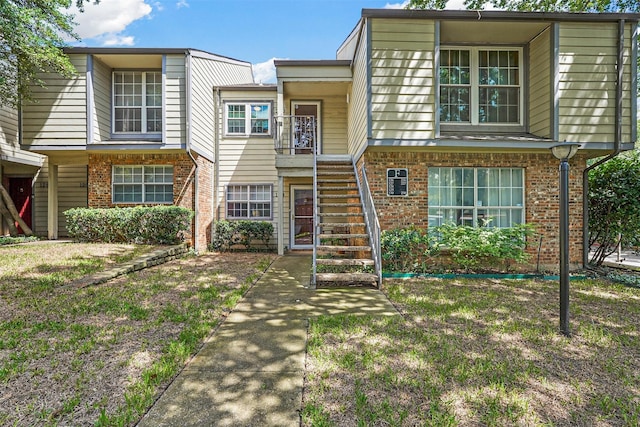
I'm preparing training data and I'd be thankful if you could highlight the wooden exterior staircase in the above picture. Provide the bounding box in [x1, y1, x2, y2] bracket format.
[312, 155, 381, 288]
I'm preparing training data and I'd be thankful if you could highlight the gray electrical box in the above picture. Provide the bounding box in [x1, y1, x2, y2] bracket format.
[387, 168, 408, 196]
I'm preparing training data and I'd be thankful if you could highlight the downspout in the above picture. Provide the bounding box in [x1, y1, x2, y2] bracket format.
[582, 19, 627, 267]
[185, 51, 200, 253]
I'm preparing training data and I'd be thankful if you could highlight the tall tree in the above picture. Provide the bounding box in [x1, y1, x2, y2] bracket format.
[0, 0, 94, 108]
[407, 0, 640, 12]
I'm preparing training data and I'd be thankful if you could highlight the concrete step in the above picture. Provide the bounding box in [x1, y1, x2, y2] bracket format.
[316, 258, 375, 266]
[318, 203, 362, 208]
[318, 233, 368, 239]
[318, 222, 366, 228]
[319, 194, 359, 199]
[317, 245, 371, 252]
[315, 272, 379, 283]
[318, 212, 364, 217]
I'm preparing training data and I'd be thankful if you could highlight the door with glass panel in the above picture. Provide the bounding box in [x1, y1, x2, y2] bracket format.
[291, 186, 314, 249]
[291, 102, 320, 155]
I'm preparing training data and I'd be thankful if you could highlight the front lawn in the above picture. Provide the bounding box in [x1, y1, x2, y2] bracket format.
[302, 278, 640, 426]
[0, 242, 274, 426]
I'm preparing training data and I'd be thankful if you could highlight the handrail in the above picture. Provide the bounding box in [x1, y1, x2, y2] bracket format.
[272, 115, 316, 155]
[356, 164, 382, 287]
[311, 118, 318, 287]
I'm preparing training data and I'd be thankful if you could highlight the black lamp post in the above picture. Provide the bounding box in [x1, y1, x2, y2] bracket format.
[550, 142, 581, 337]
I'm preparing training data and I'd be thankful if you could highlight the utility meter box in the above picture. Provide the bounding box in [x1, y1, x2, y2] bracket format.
[387, 168, 408, 196]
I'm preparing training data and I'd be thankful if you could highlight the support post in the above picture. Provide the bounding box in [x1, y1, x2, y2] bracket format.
[48, 163, 58, 240]
[277, 176, 284, 255]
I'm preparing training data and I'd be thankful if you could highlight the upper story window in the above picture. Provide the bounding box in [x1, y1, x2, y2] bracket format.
[440, 48, 522, 126]
[113, 71, 162, 134]
[225, 103, 271, 136]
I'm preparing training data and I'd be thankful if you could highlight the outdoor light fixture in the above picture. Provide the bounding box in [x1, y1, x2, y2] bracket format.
[550, 142, 581, 337]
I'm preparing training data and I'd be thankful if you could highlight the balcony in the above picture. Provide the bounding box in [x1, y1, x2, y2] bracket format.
[274, 115, 316, 176]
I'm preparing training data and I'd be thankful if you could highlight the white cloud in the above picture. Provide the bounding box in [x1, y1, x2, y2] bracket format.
[176, 0, 189, 9]
[384, 1, 410, 8]
[154, 1, 164, 12]
[252, 58, 282, 84]
[70, 0, 153, 45]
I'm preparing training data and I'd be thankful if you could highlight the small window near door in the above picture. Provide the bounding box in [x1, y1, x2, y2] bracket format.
[225, 103, 271, 136]
[226, 184, 272, 219]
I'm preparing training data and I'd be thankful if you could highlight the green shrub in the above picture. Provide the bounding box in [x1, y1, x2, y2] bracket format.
[381, 223, 535, 273]
[210, 220, 274, 252]
[64, 206, 192, 245]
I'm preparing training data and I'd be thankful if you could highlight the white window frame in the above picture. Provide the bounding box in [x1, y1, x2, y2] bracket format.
[226, 184, 273, 220]
[112, 165, 173, 204]
[224, 102, 272, 136]
[428, 167, 525, 228]
[440, 47, 524, 127]
[112, 71, 162, 135]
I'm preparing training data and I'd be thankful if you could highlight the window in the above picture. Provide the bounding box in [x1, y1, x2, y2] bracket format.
[428, 167, 524, 228]
[113, 71, 162, 134]
[440, 48, 521, 125]
[226, 184, 272, 219]
[225, 103, 271, 136]
[112, 165, 173, 204]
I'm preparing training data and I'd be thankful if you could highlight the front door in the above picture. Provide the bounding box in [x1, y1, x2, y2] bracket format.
[292, 102, 320, 155]
[291, 186, 314, 249]
[8, 177, 33, 234]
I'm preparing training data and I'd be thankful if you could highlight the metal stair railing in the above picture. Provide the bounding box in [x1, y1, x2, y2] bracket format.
[356, 164, 382, 287]
[310, 118, 318, 287]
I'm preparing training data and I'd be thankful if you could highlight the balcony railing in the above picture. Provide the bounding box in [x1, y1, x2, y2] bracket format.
[274, 115, 317, 155]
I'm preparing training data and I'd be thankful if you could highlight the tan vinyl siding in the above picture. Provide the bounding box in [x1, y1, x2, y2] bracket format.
[216, 90, 278, 236]
[348, 24, 369, 157]
[322, 95, 348, 155]
[165, 54, 186, 144]
[92, 57, 111, 143]
[558, 22, 634, 143]
[33, 162, 87, 237]
[22, 55, 88, 147]
[370, 18, 436, 141]
[189, 56, 254, 160]
[0, 106, 43, 166]
[529, 27, 551, 138]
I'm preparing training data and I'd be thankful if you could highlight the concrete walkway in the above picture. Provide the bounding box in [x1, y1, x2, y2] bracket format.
[136, 254, 399, 427]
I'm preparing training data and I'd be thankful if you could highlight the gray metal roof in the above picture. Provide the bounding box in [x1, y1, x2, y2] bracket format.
[361, 8, 640, 21]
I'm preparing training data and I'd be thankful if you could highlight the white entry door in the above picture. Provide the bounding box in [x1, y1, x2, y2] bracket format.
[291, 186, 314, 249]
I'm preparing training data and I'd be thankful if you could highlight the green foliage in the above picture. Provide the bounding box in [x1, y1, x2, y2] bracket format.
[210, 220, 274, 252]
[64, 206, 192, 245]
[589, 150, 640, 265]
[406, 0, 640, 12]
[0, 1, 98, 108]
[0, 236, 39, 245]
[381, 223, 535, 273]
[436, 222, 535, 272]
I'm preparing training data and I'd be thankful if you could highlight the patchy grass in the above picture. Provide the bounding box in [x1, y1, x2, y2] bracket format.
[0, 242, 275, 426]
[0, 235, 40, 246]
[302, 278, 640, 426]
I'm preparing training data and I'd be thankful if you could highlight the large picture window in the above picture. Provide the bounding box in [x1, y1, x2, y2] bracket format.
[112, 165, 173, 204]
[428, 167, 524, 228]
[225, 103, 271, 136]
[113, 71, 162, 134]
[226, 184, 272, 219]
[440, 48, 521, 125]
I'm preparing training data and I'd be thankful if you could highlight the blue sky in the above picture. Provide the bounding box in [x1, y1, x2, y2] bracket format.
[68, 0, 422, 82]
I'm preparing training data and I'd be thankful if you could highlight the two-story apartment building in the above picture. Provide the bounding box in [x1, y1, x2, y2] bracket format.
[16, 9, 639, 285]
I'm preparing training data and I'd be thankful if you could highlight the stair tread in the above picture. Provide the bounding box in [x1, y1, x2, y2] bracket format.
[319, 222, 366, 227]
[317, 245, 371, 251]
[316, 258, 375, 266]
[319, 203, 362, 207]
[319, 212, 364, 217]
[315, 272, 379, 282]
[318, 233, 368, 239]
[319, 194, 359, 198]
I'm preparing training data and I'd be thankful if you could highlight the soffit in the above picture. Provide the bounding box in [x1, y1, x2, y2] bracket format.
[283, 81, 350, 97]
[92, 54, 163, 69]
[440, 21, 550, 45]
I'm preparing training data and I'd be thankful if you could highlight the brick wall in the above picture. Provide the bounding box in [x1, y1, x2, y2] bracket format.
[360, 151, 586, 268]
[88, 152, 213, 252]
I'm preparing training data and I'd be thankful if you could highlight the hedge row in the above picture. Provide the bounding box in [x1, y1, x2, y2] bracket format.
[211, 220, 274, 252]
[64, 206, 193, 245]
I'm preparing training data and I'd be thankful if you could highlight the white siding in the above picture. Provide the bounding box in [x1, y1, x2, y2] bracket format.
[91, 57, 111, 143]
[165, 54, 187, 145]
[348, 24, 369, 158]
[33, 162, 88, 237]
[322, 95, 349, 155]
[22, 55, 88, 148]
[189, 56, 254, 160]
[529, 27, 551, 138]
[558, 22, 634, 143]
[370, 19, 436, 141]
